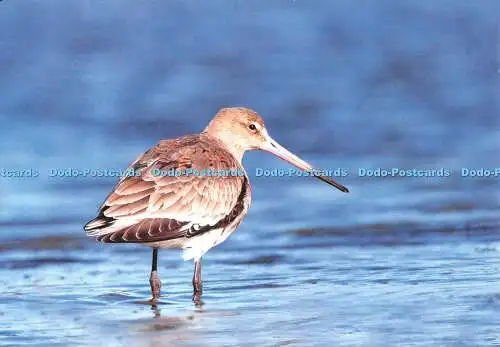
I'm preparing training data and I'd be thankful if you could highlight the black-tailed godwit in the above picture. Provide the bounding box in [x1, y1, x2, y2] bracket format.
[84, 107, 348, 302]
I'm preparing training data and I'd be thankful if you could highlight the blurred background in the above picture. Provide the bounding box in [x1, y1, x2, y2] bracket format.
[0, 1, 499, 346]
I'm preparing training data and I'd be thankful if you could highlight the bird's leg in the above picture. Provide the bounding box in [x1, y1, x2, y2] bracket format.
[192, 258, 203, 298]
[149, 248, 161, 301]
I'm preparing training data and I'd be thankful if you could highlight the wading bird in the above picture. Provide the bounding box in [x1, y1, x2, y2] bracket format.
[84, 107, 348, 302]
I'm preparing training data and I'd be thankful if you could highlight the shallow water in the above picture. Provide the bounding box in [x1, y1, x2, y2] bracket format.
[0, 1, 499, 346]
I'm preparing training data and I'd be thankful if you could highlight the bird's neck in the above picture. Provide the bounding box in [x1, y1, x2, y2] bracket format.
[201, 132, 246, 163]
[226, 145, 246, 163]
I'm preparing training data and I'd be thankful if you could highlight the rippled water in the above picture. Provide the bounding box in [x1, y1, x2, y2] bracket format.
[0, 1, 499, 346]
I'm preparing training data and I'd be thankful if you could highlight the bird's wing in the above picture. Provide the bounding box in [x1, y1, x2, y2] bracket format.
[84, 135, 248, 243]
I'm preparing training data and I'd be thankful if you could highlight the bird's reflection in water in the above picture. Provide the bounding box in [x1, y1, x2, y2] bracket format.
[140, 296, 204, 334]
[131, 294, 239, 347]
[137, 305, 193, 335]
[129, 304, 197, 346]
[151, 304, 161, 318]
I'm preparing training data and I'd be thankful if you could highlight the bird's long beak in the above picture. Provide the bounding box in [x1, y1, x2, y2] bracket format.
[260, 134, 349, 193]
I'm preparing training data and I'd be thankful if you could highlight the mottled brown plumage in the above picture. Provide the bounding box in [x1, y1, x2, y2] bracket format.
[84, 107, 348, 302]
[85, 134, 249, 248]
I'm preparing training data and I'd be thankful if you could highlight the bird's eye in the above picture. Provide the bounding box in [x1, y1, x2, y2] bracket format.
[248, 123, 257, 131]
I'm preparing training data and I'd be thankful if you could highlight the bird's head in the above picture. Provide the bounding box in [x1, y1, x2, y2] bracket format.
[204, 107, 349, 193]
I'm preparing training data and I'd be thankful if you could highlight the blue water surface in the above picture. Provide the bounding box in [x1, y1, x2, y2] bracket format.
[0, 1, 499, 346]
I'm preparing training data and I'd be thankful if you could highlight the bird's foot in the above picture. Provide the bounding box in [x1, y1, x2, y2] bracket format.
[192, 290, 203, 305]
[193, 281, 202, 295]
[192, 283, 202, 301]
[149, 270, 161, 301]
